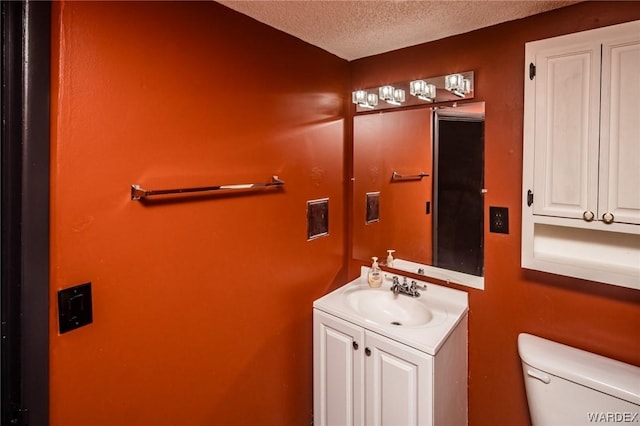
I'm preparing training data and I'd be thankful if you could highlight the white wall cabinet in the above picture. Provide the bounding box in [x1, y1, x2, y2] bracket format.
[313, 309, 467, 426]
[522, 20, 640, 289]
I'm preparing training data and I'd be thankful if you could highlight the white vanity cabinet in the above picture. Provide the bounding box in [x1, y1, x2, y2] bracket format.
[313, 309, 467, 426]
[522, 20, 640, 289]
[313, 310, 365, 426]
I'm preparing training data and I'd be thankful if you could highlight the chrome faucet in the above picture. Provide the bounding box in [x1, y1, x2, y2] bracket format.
[390, 276, 424, 298]
[391, 276, 401, 295]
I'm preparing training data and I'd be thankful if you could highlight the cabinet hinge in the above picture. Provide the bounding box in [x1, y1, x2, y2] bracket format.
[10, 406, 29, 426]
[529, 63, 536, 80]
[527, 190, 534, 207]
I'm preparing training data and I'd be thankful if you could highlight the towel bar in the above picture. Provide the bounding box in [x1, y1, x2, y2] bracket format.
[131, 176, 285, 201]
[391, 171, 429, 181]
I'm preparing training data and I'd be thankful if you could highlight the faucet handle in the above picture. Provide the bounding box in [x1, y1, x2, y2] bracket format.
[411, 280, 427, 290]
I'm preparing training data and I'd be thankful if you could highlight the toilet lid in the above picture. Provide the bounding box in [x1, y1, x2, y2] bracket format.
[518, 333, 640, 405]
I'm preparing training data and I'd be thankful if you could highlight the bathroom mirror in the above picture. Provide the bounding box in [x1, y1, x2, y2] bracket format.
[352, 102, 485, 288]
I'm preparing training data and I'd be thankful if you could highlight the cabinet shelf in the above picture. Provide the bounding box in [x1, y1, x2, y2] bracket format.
[529, 214, 640, 235]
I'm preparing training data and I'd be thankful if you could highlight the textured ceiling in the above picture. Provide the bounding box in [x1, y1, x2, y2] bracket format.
[216, 1, 580, 60]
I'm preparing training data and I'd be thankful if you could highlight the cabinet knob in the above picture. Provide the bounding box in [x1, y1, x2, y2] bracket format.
[602, 212, 615, 224]
[582, 210, 595, 222]
[365, 347, 371, 356]
[353, 341, 359, 350]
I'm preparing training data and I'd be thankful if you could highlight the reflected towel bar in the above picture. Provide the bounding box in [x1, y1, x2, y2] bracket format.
[391, 171, 429, 181]
[131, 176, 285, 201]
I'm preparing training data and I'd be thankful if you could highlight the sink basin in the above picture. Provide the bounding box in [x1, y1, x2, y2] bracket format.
[313, 267, 469, 354]
[344, 287, 433, 326]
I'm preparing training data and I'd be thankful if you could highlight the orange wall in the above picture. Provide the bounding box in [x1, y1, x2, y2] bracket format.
[50, 2, 348, 425]
[350, 3, 640, 425]
[50, 2, 640, 425]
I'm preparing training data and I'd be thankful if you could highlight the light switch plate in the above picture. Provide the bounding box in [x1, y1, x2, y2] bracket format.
[58, 282, 93, 334]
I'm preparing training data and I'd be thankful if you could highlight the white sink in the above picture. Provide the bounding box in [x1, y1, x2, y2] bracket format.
[344, 287, 434, 327]
[313, 267, 468, 355]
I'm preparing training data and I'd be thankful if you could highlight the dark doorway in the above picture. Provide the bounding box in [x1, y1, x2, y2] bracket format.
[433, 109, 484, 277]
[1, 1, 51, 425]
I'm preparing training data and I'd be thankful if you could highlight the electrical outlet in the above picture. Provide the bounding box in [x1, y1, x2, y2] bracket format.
[489, 206, 509, 234]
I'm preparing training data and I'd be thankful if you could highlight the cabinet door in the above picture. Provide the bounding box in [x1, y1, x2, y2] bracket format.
[365, 331, 433, 426]
[313, 310, 365, 426]
[531, 40, 601, 220]
[599, 32, 640, 225]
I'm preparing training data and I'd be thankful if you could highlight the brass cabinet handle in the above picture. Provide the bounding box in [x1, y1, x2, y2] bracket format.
[583, 211, 595, 222]
[602, 212, 615, 224]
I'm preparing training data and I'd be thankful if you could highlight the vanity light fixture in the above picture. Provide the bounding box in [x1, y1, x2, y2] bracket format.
[409, 80, 437, 102]
[445, 73, 471, 98]
[379, 85, 405, 105]
[352, 71, 474, 113]
[352, 90, 379, 109]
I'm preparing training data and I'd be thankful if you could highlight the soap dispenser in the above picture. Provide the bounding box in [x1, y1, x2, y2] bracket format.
[368, 257, 382, 288]
[386, 249, 395, 267]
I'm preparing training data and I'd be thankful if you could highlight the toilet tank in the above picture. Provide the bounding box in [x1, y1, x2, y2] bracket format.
[518, 333, 640, 426]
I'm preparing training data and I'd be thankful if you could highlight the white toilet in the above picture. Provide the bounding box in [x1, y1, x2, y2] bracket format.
[518, 333, 640, 425]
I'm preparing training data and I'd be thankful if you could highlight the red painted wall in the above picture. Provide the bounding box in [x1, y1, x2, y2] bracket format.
[50, 2, 640, 425]
[353, 108, 433, 266]
[350, 3, 640, 425]
[50, 2, 348, 425]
